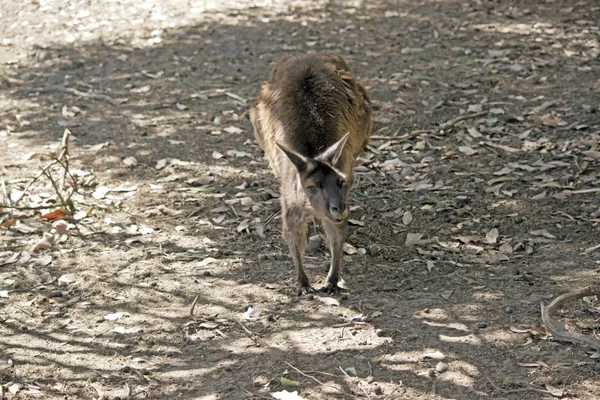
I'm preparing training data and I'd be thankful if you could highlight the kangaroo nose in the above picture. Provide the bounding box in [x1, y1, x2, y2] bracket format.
[329, 204, 345, 222]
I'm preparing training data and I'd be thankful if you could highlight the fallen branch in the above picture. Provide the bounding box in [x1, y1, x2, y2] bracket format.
[189, 295, 199, 316]
[370, 129, 434, 141]
[285, 362, 325, 385]
[486, 375, 552, 395]
[1, 178, 11, 208]
[383, 383, 402, 400]
[541, 286, 600, 350]
[27, 86, 123, 107]
[439, 111, 489, 130]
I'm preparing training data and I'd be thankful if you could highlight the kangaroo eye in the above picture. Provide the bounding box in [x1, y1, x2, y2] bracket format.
[307, 186, 318, 194]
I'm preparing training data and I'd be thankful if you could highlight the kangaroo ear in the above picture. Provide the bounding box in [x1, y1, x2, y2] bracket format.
[276, 142, 309, 173]
[317, 132, 350, 166]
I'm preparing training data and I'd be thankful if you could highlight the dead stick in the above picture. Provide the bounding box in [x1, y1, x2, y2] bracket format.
[12, 163, 57, 206]
[40, 167, 69, 211]
[383, 383, 402, 400]
[541, 286, 600, 350]
[439, 111, 489, 130]
[29, 86, 122, 107]
[285, 362, 325, 385]
[1, 178, 11, 208]
[486, 375, 551, 395]
[57, 129, 71, 193]
[189, 295, 199, 316]
[370, 129, 434, 141]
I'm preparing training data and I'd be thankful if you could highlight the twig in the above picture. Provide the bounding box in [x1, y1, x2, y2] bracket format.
[486, 375, 551, 395]
[439, 111, 489, 130]
[1, 178, 11, 208]
[339, 366, 351, 378]
[234, 319, 256, 338]
[28, 86, 123, 107]
[333, 321, 368, 328]
[370, 129, 434, 141]
[541, 286, 600, 350]
[40, 166, 69, 212]
[383, 383, 402, 400]
[263, 209, 281, 230]
[12, 164, 56, 206]
[57, 129, 71, 193]
[285, 362, 325, 385]
[189, 295, 199, 316]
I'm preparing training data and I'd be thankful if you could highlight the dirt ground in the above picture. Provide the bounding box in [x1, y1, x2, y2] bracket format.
[1, 0, 599, 399]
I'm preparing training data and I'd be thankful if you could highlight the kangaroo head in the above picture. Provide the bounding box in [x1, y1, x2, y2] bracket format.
[277, 133, 350, 223]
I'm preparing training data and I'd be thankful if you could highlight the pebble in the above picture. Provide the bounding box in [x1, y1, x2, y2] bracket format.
[203, 271, 211, 276]
[505, 306, 513, 314]
[436, 362, 449, 373]
[477, 322, 487, 329]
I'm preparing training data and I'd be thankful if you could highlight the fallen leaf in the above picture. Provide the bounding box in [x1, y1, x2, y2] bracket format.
[458, 146, 477, 156]
[199, 322, 219, 329]
[493, 167, 514, 176]
[41, 208, 68, 220]
[237, 219, 250, 233]
[122, 156, 137, 167]
[485, 228, 499, 244]
[343, 242, 357, 254]
[348, 219, 365, 226]
[31, 254, 53, 267]
[530, 229, 556, 239]
[280, 377, 300, 387]
[402, 211, 413, 225]
[499, 243, 513, 254]
[52, 220, 68, 235]
[243, 306, 262, 320]
[271, 390, 306, 400]
[2, 218, 17, 228]
[423, 351, 446, 360]
[31, 232, 55, 253]
[224, 126, 243, 134]
[583, 243, 600, 254]
[405, 232, 423, 246]
[104, 312, 126, 321]
[317, 296, 340, 307]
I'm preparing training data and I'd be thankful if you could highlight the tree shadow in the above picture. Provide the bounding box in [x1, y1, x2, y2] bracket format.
[1, 0, 599, 399]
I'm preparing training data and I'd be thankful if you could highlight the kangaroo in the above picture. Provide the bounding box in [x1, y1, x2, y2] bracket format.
[250, 53, 372, 294]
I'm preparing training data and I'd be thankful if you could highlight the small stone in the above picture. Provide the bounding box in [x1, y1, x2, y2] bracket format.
[477, 322, 488, 329]
[375, 328, 386, 337]
[436, 362, 449, 373]
[203, 271, 211, 276]
[49, 290, 63, 298]
[374, 386, 383, 395]
[504, 306, 513, 314]
[267, 314, 275, 322]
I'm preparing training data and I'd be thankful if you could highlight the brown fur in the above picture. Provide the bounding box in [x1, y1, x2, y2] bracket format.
[250, 53, 372, 294]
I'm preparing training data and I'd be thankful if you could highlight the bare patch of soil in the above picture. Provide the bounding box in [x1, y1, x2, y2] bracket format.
[1, 0, 599, 399]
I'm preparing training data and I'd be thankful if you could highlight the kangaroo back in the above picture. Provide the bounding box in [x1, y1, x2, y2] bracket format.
[250, 54, 372, 178]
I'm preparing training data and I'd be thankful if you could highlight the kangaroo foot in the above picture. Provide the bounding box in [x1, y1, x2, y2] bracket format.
[320, 281, 342, 295]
